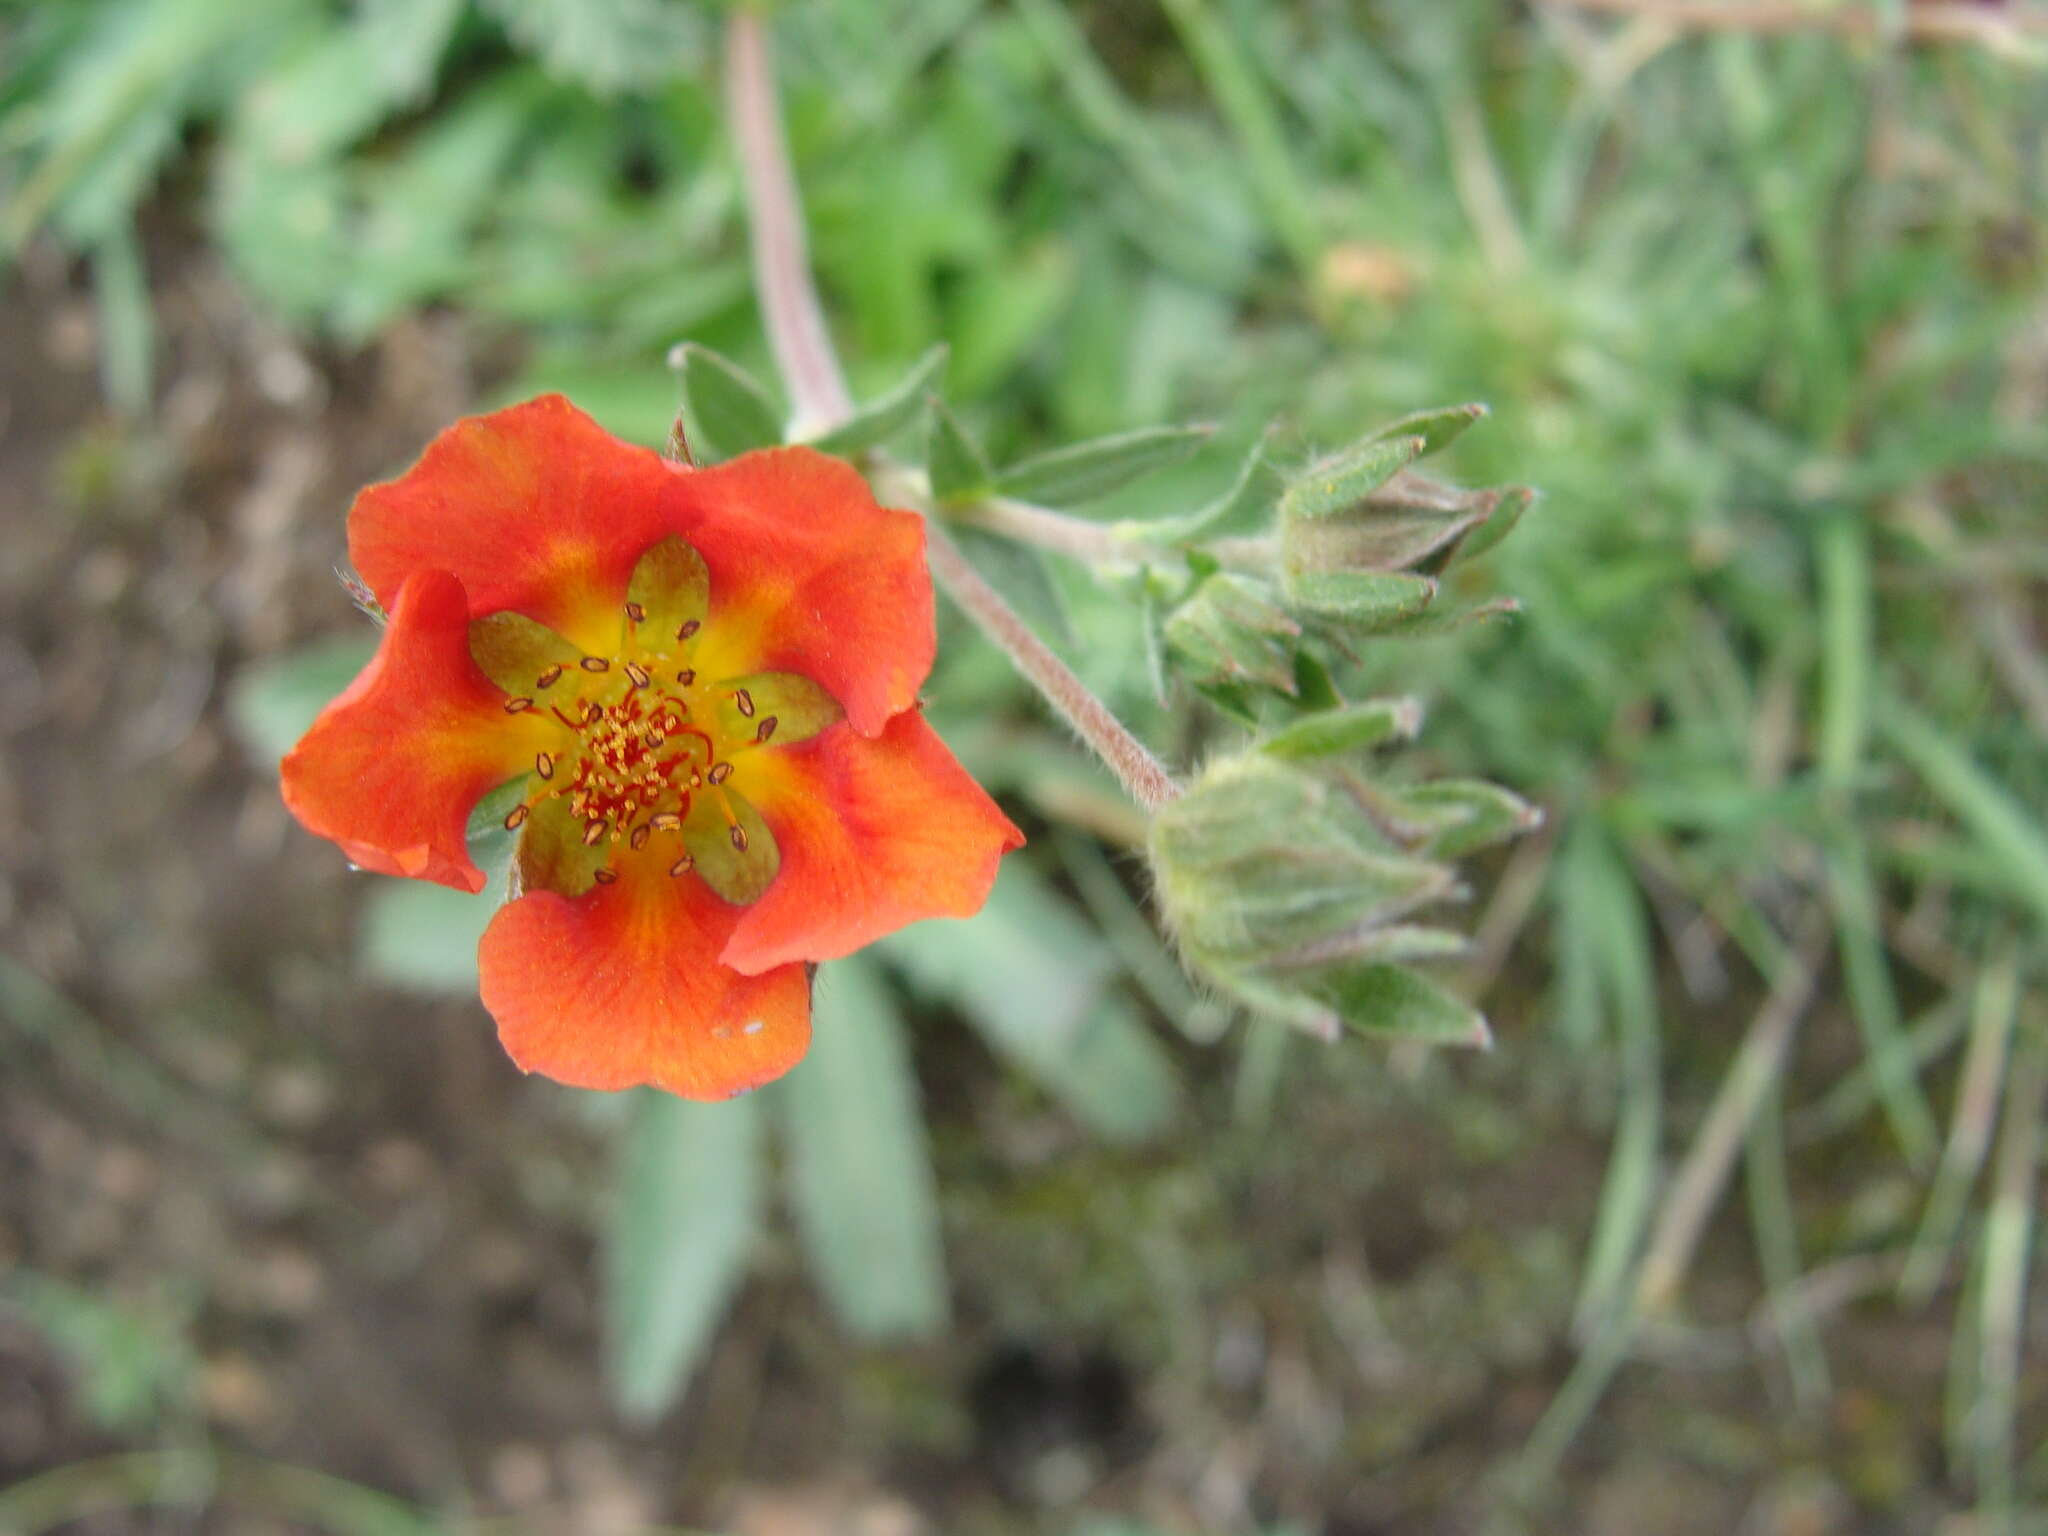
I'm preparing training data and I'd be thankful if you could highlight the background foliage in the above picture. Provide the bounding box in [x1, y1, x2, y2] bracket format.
[3, 0, 2046, 1531]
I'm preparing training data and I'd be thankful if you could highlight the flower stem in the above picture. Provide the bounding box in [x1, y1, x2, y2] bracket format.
[725, 12, 851, 435]
[724, 9, 1182, 809]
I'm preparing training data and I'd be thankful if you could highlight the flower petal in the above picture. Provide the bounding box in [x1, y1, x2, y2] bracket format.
[479, 854, 812, 1099]
[720, 711, 1025, 975]
[349, 395, 678, 653]
[283, 570, 546, 893]
[663, 447, 933, 736]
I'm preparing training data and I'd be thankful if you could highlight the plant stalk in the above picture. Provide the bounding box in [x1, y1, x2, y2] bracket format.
[724, 9, 1182, 810]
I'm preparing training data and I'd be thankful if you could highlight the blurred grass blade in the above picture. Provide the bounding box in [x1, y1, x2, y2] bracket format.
[997, 423, 1213, 509]
[669, 342, 783, 462]
[1157, 0, 1319, 275]
[604, 1090, 760, 1423]
[807, 345, 948, 457]
[1971, 1016, 2047, 1511]
[1745, 1082, 1830, 1404]
[1900, 948, 2020, 1305]
[1824, 833, 1938, 1167]
[1564, 825, 1661, 1333]
[1815, 512, 1871, 790]
[1880, 692, 2048, 932]
[782, 956, 947, 1340]
[91, 223, 152, 416]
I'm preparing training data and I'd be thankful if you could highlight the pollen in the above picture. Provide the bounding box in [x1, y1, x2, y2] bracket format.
[518, 611, 796, 888]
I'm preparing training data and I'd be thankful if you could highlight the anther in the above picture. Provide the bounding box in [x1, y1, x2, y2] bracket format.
[582, 820, 608, 846]
[677, 619, 701, 641]
[733, 688, 755, 718]
[536, 664, 563, 689]
[707, 761, 733, 785]
[504, 696, 534, 714]
[729, 825, 749, 852]
[630, 824, 651, 851]
[669, 853, 695, 877]
[675, 668, 696, 686]
[535, 752, 555, 780]
[580, 656, 610, 673]
[756, 716, 778, 743]
[504, 804, 531, 830]
[624, 662, 651, 689]
[624, 601, 646, 623]
[593, 868, 618, 885]
[650, 812, 683, 832]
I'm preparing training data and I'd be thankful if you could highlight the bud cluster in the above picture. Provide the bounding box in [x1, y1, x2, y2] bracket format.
[1147, 701, 1540, 1046]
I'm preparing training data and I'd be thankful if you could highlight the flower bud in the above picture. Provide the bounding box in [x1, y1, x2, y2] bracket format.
[1163, 573, 1302, 696]
[1147, 716, 1540, 1048]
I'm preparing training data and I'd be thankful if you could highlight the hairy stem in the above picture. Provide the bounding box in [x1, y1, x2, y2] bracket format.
[725, 12, 851, 434]
[870, 459, 1275, 574]
[724, 9, 1182, 808]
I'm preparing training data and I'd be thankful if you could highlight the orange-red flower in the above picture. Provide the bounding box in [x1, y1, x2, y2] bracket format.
[283, 395, 1023, 1099]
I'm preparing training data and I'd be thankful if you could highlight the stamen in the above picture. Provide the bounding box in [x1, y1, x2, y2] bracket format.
[675, 668, 696, 686]
[650, 812, 683, 832]
[504, 696, 534, 714]
[733, 688, 755, 718]
[624, 662, 651, 689]
[669, 853, 695, 877]
[504, 804, 531, 830]
[550, 705, 582, 730]
[536, 664, 563, 689]
[707, 761, 733, 785]
[677, 619, 701, 641]
[582, 820, 608, 846]
[756, 716, 778, 743]
[624, 600, 646, 623]
[630, 824, 651, 851]
[729, 825, 749, 852]
[580, 656, 610, 673]
[535, 752, 555, 780]
[593, 868, 618, 884]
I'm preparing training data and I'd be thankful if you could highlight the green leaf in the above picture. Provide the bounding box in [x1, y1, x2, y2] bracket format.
[1117, 432, 1285, 545]
[604, 1090, 760, 1424]
[1258, 698, 1424, 761]
[1316, 963, 1491, 1048]
[669, 342, 783, 463]
[1279, 435, 1423, 522]
[1164, 573, 1300, 694]
[997, 423, 1213, 508]
[926, 395, 995, 504]
[951, 526, 1073, 645]
[478, 0, 707, 94]
[880, 865, 1179, 1140]
[1444, 486, 1534, 567]
[782, 956, 947, 1340]
[229, 634, 376, 765]
[807, 345, 948, 457]
[1281, 569, 1437, 629]
[1398, 779, 1546, 857]
[1372, 402, 1488, 458]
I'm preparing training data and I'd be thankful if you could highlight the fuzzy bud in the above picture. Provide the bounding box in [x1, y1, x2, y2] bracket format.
[1148, 706, 1541, 1047]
